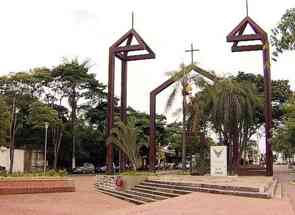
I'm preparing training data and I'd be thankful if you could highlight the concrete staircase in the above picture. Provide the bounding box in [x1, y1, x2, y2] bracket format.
[95, 178, 274, 205]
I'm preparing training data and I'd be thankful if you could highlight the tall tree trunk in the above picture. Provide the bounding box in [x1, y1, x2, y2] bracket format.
[53, 127, 63, 170]
[9, 97, 16, 174]
[233, 127, 240, 175]
[71, 88, 77, 170]
[182, 94, 187, 170]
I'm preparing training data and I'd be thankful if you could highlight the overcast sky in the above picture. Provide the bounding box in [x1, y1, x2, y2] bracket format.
[0, 0, 294, 127]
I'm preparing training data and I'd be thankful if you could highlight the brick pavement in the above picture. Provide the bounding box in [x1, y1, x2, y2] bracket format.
[105, 190, 293, 215]
[0, 176, 133, 215]
[1, 167, 295, 215]
[105, 166, 294, 215]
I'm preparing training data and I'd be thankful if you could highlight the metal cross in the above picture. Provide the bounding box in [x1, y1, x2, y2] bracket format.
[185, 43, 200, 65]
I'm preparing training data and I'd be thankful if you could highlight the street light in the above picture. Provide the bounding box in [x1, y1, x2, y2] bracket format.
[44, 122, 49, 174]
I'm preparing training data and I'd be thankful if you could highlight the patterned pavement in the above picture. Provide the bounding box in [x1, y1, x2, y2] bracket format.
[0, 176, 133, 215]
[0, 167, 294, 215]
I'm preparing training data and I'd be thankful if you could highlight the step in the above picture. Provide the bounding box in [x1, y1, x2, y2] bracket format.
[142, 181, 270, 199]
[146, 180, 259, 193]
[135, 184, 192, 195]
[141, 181, 199, 192]
[96, 183, 114, 188]
[97, 187, 156, 203]
[131, 187, 181, 198]
[109, 189, 156, 203]
[177, 185, 270, 199]
[97, 188, 147, 205]
[125, 190, 168, 201]
[94, 184, 114, 189]
[95, 182, 114, 187]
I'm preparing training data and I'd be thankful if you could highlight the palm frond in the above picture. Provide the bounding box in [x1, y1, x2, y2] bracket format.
[165, 86, 178, 113]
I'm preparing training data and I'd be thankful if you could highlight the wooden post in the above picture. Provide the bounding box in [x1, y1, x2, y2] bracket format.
[263, 41, 273, 176]
[106, 50, 115, 173]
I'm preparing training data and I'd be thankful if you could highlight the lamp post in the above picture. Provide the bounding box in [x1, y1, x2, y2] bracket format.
[44, 122, 49, 174]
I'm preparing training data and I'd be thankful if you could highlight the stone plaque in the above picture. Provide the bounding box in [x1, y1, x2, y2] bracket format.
[210, 146, 227, 176]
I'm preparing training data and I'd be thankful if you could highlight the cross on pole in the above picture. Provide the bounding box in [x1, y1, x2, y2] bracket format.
[131, 11, 134, 29]
[246, 0, 249, 17]
[185, 43, 200, 65]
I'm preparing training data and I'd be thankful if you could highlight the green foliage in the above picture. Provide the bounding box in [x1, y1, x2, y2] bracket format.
[204, 79, 258, 137]
[195, 77, 259, 172]
[30, 101, 61, 128]
[235, 71, 291, 128]
[0, 97, 10, 146]
[273, 97, 295, 159]
[107, 121, 140, 170]
[52, 58, 105, 168]
[271, 8, 295, 61]
[165, 63, 217, 169]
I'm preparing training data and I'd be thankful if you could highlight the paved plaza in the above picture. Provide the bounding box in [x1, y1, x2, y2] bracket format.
[0, 176, 133, 215]
[149, 174, 274, 192]
[0, 166, 295, 215]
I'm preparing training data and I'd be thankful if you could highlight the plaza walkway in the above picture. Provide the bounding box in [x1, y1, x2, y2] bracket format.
[0, 176, 133, 215]
[105, 166, 295, 215]
[275, 165, 295, 213]
[0, 167, 294, 215]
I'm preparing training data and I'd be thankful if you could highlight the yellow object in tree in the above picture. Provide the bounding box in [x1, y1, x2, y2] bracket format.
[185, 84, 192, 94]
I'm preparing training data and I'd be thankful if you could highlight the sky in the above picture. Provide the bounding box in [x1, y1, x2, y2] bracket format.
[0, 0, 294, 151]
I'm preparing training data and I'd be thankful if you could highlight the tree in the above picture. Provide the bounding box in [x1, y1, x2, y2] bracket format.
[0, 72, 35, 173]
[165, 122, 183, 161]
[201, 79, 258, 173]
[52, 58, 99, 169]
[273, 97, 295, 161]
[0, 97, 10, 146]
[51, 104, 68, 170]
[30, 102, 60, 128]
[165, 64, 196, 170]
[271, 8, 295, 61]
[106, 121, 140, 170]
[30, 101, 64, 170]
[235, 72, 291, 124]
[234, 72, 292, 157]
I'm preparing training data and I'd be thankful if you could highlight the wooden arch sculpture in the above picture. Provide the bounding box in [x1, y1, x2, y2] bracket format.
[226, 16, 273, 176]
[148, 64, 218, 170]
[106, 28, 155, 172]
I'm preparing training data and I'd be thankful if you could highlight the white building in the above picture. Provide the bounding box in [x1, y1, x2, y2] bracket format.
[0, 146, 44, 172]
[0, 146, 25, 172]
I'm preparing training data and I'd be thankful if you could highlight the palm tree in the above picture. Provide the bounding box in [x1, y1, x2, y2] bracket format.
[106, 120, 140, 171]
[200, 79, 258, 174]
[165, 64, 196, 170]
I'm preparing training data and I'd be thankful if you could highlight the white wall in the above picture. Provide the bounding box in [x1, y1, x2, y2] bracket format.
[0, 147, 10, 170]
[0, 147, 25, 172]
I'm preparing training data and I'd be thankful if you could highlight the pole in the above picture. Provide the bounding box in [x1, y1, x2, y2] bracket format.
[106, 49, 115, 173]
[44, 122, 49, 174]
[246, 0, 249, 17]
[263, 41, 273, 176]
[190, 44, 194, 65]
